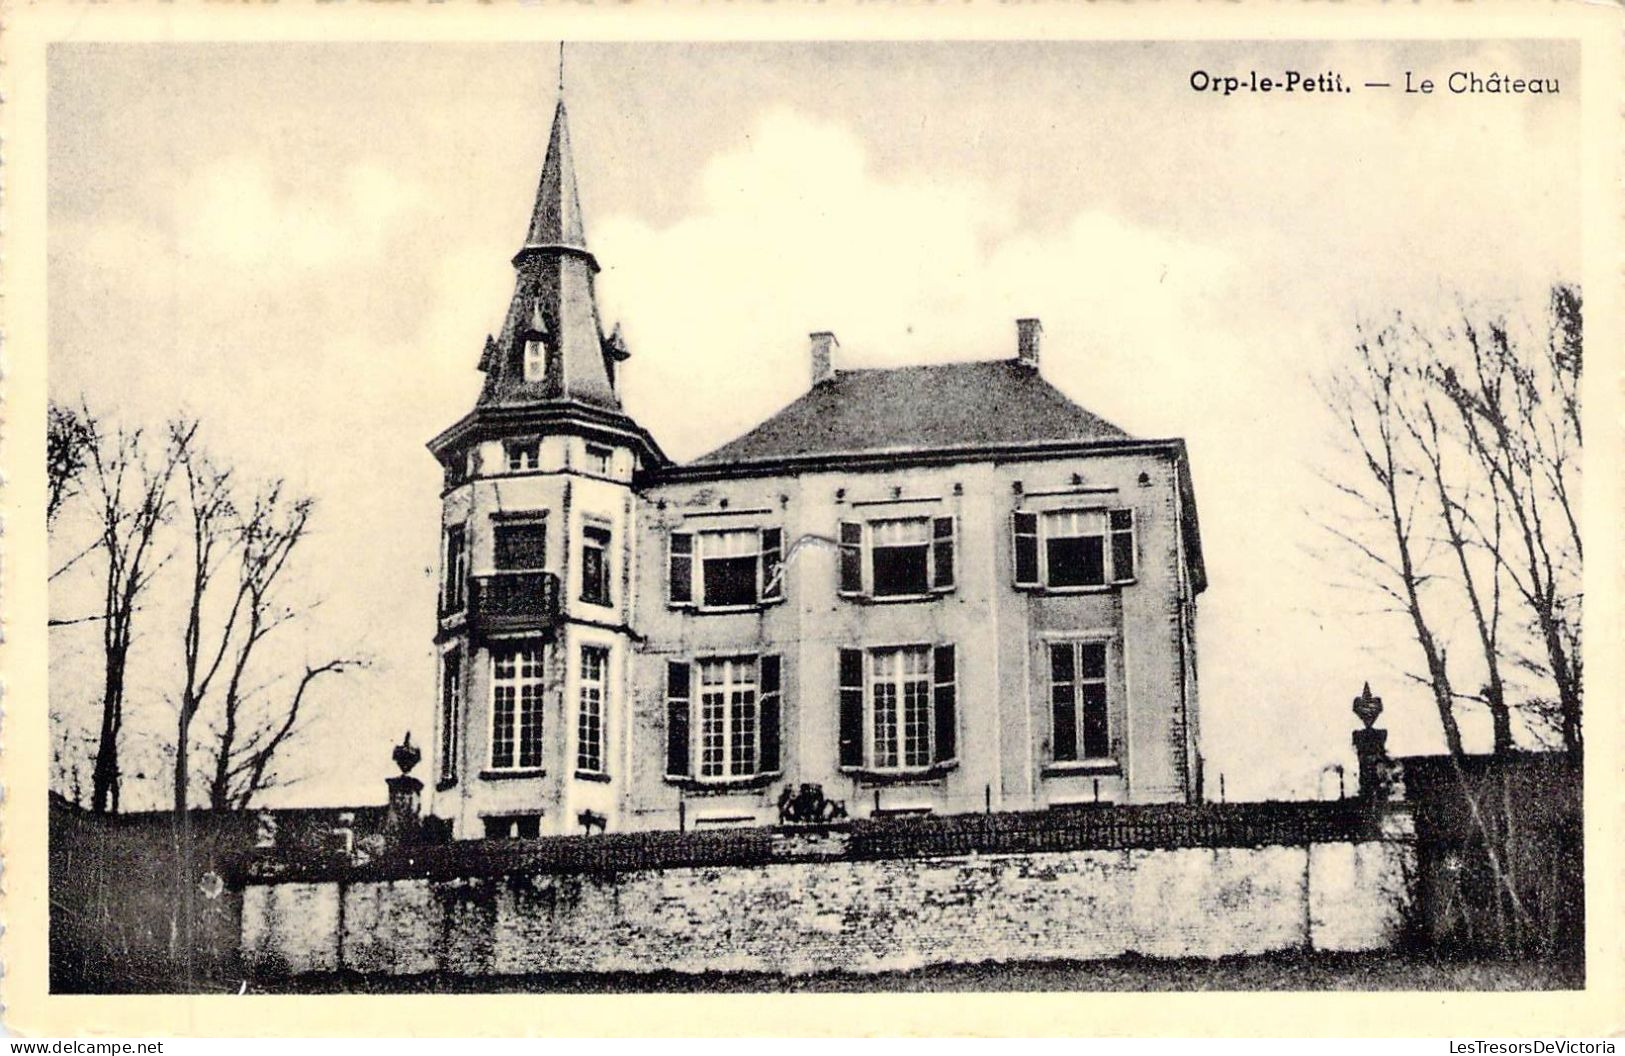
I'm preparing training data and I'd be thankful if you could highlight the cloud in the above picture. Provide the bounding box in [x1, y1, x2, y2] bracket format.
[593, 107, 1238, 461]
[173, 156, 423, 272]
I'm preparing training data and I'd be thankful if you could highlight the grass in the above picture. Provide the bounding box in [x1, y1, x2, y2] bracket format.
[249, 949, 1583, 994]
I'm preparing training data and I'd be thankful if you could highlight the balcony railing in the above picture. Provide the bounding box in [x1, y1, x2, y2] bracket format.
[468, 571, 560, 635]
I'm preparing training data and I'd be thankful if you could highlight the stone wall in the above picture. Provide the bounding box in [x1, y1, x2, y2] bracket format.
[241, 837, 1413, 979]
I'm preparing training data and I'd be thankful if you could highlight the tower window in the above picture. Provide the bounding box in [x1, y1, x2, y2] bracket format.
[581, 524, 612, 606]
[524, 337, 547, 382]
[438, 649, 462, 785]
[441, 525, 468, 615]
[490, 641, 546, 771]
[577, 645, 608, 774]
[585, 444, 613, 475]
[493, 518, 546, 571]
[505, 439, 540, 473]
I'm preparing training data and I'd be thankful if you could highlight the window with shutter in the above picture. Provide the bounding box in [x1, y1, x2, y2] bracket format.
[1013, 511, 1039, 587]
[665, 661, 691, 777]
[838, 649, 864, 767]
[931, 517, 956, 591]
[838, 521, 863, 595]
[1109, 509, 1136, 582]
[933, 644, 957, 763]
[761, 528, 784, 601]
[668, 531, 693, 606]
[759, 655, 782, 773]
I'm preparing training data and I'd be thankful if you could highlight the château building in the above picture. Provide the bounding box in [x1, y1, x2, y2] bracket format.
[427, 96, 1206, 839]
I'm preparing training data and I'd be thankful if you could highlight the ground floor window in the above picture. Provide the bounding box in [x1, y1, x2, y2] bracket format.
[1049, 640, 1110, 761]
[483, 814, 540, 839]
[490, 640, 545, 770]
[665, 654, 781, 781]
[838, 644, 956, 771]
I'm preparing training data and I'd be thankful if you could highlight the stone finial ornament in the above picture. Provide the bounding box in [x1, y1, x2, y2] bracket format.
[393, 731, 422, 776]
[1352, 682, 1384, 730]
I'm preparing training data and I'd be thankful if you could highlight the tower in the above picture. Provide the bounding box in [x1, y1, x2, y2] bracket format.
[428, 93, 665, 839]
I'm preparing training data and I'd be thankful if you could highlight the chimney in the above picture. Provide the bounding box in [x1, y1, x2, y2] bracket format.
[810, 331, 839, 387]
[1016, 318, 1042, 369]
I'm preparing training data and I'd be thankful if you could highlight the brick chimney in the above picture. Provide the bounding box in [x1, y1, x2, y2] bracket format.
[1016, 318, 1042, 369]
[810, 331, 839, 387]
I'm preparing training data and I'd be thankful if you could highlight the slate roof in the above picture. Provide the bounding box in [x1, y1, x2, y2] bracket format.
[690, 359, 1131, 466]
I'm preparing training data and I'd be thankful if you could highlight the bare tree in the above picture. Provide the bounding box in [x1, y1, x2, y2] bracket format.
[48, 401, 95, 524]
[1318, 284, 1582, 952]
[168, 473, 364, 811]
[1320, 287, 1581, 755]
[78, 420, 190, 814]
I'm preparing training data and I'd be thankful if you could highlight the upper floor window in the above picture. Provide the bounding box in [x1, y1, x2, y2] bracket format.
[490, 641, 545, 771]
[668, 527, 783, 610]
[1013, 508, 1135, 590]
[505, 439, 540, 473]
[581, 524, 612, 606]
[493, 517, 546, 572]
[1049, 640, 1111, 762]
[441, 525, 468, 614]
[839, 516, 955, 600]
[838, 644, 957, 772]
[664, 654, 781, 782]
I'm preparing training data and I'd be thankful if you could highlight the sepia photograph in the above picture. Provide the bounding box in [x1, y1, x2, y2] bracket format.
[9, 9, 1618, 1037]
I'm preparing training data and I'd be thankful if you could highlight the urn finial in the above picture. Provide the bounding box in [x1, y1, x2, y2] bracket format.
[1352, 682, 1384, 730]
[392, 731, 422, 776]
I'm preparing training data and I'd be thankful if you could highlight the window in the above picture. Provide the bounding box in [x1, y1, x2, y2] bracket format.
[505, 439, 540, 472]
[441, 525, 468, 614]
[838, 645, 957, 771]
[585, 444, 613, 475]
[1013, 508, 1136, 590]
[577, 646, 607, 774]
[838, 516, 955, 599]
[664, 655, 781, 781]
[493, 518, 546, 571]
[1050, 640, 1111, 761]
[524, 337, 546, 382]
[490, 641, 545, 771]
[438, 650, 462, 784]
[581, 524, 611, 606]
[483, 814, 541, 839]
[668, 527, 784, 609]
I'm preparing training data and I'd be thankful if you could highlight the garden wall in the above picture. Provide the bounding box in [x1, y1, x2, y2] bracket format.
[238, 804, 1415, 978]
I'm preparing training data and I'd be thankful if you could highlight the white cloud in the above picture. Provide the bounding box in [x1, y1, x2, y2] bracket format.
[594, 107, 1237, 461]
[175, 156, 423, 272]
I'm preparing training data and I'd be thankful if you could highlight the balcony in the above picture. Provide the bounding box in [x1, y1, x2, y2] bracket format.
[467, 571, 560, 637]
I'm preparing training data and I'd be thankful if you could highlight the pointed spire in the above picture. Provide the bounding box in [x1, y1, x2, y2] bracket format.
[477, 334, 499, 374]
[604, 321, 630, 361]
[520, 98, 593, 261]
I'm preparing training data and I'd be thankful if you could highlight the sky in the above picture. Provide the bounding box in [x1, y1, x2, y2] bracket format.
[46, 40, 1580, 808]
